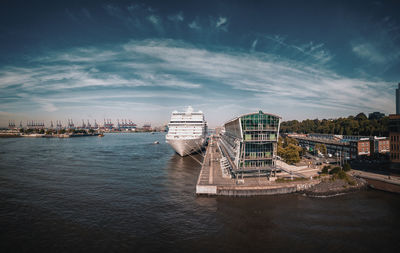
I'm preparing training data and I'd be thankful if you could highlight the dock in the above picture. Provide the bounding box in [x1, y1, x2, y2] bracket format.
[196, 136, 320, 196]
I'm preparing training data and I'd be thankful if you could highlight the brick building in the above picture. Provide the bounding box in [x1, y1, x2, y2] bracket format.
[350, 138, 371, 157]
[371, 137, 390, 154]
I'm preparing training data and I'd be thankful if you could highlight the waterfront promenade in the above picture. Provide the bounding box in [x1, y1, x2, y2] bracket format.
[196, 136, 320, 196]
[351, 170, 400, 193]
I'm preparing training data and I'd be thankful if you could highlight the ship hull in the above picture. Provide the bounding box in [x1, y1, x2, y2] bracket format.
[166, 137, 205, 156]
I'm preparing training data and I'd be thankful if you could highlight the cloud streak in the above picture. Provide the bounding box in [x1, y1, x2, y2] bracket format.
[0, 38, 394, 127]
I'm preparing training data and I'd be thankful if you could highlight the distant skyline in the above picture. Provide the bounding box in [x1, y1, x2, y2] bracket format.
[0, 0, 399, 127]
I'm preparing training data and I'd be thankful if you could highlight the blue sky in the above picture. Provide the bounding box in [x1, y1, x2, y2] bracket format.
[0, 0, 399, 127]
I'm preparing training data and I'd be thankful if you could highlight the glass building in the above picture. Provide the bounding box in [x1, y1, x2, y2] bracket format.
[219, 111, 281, 176]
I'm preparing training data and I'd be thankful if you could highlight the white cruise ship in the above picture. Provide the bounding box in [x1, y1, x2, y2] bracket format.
[166, 106, 208, 156]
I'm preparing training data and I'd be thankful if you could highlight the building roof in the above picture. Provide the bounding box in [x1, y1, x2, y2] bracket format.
[224, 110, 282, 125]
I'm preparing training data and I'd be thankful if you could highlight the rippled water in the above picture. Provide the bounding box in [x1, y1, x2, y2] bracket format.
[1, 133, 399, 252]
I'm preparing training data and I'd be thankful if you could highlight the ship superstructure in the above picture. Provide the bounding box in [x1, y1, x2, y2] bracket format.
[166, 106, 208, 156]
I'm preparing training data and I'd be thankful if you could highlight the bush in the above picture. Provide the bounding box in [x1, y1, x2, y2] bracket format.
[321, 165, 331, 174]
[329, 166, 341, 175]
[343, 163, 351, 172]
[337, 170, 347, 180]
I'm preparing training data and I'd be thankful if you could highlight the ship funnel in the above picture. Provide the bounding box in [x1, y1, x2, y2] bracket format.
[186, 106, 193, 114]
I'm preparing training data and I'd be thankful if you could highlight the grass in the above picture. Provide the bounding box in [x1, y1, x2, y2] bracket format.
[276, 177, 308, 183]
[326, 167, 356, 186]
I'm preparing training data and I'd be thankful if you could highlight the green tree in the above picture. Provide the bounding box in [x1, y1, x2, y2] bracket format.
[321, 165, 331, 174]
[279, 113, 388, 136]
[315, 143, 327, 155]
[355, 112, 367, 121]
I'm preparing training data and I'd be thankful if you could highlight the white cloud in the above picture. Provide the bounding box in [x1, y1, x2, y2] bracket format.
[352, 43, 387, 63]
[188, 20, 201, 30]
[122, 39, 393, 114]
[251, 39, 258, 51]
[264, 35, 333, 64]
[0, 38, 394, 126]
[168, 12, 184, 22]
[147, 15, 160, 25]
[216, 17, 227, 28]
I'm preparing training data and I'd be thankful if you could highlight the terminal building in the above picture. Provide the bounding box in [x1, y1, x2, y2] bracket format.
[219, 111, 281, 177]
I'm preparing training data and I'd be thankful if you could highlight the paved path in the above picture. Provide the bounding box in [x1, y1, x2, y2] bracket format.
[196, 135, 321, 195]
[351, 170, 400, 185]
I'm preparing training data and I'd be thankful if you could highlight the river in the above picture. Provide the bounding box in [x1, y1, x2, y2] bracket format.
[0, 133, 399, 252]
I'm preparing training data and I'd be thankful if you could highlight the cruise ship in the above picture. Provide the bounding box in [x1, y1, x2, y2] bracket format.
[166, 106, 208, 156]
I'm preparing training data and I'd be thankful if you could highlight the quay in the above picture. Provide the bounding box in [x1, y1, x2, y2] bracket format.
[351, 170, 400, 194]
[196, 135, 320, 196]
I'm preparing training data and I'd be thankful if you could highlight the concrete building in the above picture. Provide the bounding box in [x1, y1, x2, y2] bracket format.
[389, 114, 400, 163]
[390, 83, 400, 164]
[396, 83, 400, 114]
[368, 112, 385, 120]
[294, 136, 353, 159]
[307, 133, 342, 141]
[219, 111, 281, 176]
[292, 134, 388, 159]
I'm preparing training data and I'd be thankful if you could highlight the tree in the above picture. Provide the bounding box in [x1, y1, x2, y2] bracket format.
[281, 144, 301, 164]
[321, 165, 331, 174]
[279, 114, 388, 136]
[283, 137, 298, 147]
[355, 112, 367, 121]
[278, 141, 302, 164]
[315, 143, 327, 155]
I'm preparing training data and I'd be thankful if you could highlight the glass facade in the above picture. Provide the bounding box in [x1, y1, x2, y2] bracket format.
[220, 111, 281, 175]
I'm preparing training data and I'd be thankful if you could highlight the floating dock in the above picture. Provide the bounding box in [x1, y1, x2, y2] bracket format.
[196, 136, 320, 196]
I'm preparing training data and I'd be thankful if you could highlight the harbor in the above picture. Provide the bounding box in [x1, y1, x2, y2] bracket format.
[196, 135, 398, 196]
[1, 1, 400, 252]
[196, 135, 320, 196]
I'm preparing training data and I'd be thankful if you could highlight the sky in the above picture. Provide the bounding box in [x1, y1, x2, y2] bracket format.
[0, 0, 399, 128]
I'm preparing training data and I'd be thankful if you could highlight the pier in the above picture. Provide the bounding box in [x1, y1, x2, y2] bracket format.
[196, 135, 320, 196]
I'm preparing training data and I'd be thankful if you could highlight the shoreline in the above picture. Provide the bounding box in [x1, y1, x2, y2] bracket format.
[302, 175, 368, 197]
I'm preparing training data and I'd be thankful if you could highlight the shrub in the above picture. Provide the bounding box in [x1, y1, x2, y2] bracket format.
[343, 163, 351, 172]
[337, 170, 347, 180]
[329, 167, 341, 175]
[321, 165, 331, 174]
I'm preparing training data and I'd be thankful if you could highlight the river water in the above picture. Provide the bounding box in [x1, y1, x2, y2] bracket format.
[0, 133, 399, 252]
